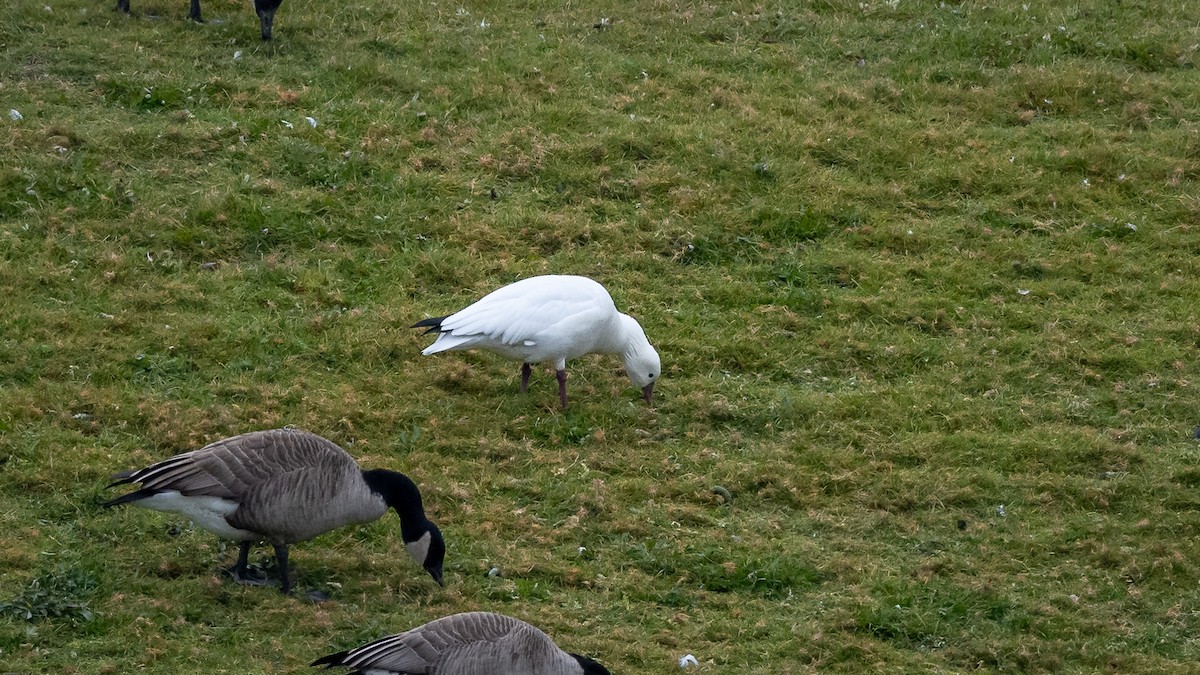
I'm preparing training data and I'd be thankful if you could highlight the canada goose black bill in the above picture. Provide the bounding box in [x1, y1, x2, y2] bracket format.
[103, 428, 445, 594]
[312, 611, 612, 674]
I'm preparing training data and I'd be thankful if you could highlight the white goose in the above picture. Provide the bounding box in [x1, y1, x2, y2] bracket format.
[413, 275, 661, 408]
[103, 428, 445, 594]
[312, 611, 611, 675]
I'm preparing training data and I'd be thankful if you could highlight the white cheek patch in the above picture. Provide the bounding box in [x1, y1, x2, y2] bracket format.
[405, 531, 432, 565]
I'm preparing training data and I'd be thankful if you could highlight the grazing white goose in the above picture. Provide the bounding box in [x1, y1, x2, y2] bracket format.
[413, 275, 661, 408]
[312, 611, 611, 675]
[103, 428, 445, 594]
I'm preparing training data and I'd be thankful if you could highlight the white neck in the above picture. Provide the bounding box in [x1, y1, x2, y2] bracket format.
[607, 313, 647, 357]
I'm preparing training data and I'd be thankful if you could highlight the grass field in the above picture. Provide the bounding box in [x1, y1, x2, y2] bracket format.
[3, 0, 1200, 671]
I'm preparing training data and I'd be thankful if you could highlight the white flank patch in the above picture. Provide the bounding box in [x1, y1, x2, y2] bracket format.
[405, 531, 432, 565]
[135, 491, 254, 540]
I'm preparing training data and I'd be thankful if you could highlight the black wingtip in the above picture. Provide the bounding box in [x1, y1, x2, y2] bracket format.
[106, 468, 139, 489]
[310, 649, 351, 668]
[102, 488, 159, 508]
[410, 315, 449, 335]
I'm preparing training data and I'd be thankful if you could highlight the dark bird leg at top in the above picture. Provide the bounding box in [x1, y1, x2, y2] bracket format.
[520, 363, 532, 394]
[254, 0, 281, 40]
[230, 541, 251, 578]
[226, 541, 270, 586]
[225, 540, 272, 583]
[274, 544, 292, 594]
[188, 0, 202, 21]
[556, 369, 569, 409]
[115, 0, 130, 13]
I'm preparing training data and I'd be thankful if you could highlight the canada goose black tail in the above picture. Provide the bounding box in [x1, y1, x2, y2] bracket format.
[311, 650, 362, 671]
[106, 468, 140, 489]
[310, 650, 349, 668]
[410, 315, 449, 335]
[311, 650, 413, 674]
[102, 488, 161, 508]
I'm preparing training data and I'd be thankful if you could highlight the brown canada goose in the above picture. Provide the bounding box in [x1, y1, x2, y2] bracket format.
[103, 428, 445, 594]
[312, 611, 611, 674]
[413, 275, 661, 409]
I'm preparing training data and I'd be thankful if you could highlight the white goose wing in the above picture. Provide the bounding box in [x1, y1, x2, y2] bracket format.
[425, 276, 616, 353]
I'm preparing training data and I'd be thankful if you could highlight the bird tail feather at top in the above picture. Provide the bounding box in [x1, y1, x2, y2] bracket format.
[410, 315, 449, 335]
[312, 650, 377, 674]
[102, 487, 161, 508]
[310, 649, 350, 668]
[106, 468, 140, 488]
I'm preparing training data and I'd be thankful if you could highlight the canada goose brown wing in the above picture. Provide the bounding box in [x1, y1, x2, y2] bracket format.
[329, 612, 529, 673]
[117, 428, 357, 501]
[223, 460, 379, 543]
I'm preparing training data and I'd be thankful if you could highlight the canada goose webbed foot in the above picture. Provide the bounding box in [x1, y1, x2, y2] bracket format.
[227, 568, 273, 586]
[305, 589, 331, 603]
[225, 540, 270, 585]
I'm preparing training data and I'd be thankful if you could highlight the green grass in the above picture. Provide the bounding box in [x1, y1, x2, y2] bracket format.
[2, 0, 1200, 671]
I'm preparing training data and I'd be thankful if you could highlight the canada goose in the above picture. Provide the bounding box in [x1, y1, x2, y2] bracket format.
[103, 428, 445, 594]
[115, 0, 284, 40]
[413, 275, 661, 409]
[312, 611, 611, 674]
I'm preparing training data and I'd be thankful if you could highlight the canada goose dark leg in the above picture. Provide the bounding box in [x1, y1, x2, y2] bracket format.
[255, 0, 278, 40]
[116, 0, 130, 13]
[232, 541, 251, 578]
[556, 369, 568, 409]
[274, 544, 292, 594]
[187, 0, 202, 22]
[520, 363, 532, 394]
[226, 541, 269, 585]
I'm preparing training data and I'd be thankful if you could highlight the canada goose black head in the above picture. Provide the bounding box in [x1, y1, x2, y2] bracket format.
[253, 0, 282, 39]
[571, 653, 612, 675]
[362, 469, 446, 586]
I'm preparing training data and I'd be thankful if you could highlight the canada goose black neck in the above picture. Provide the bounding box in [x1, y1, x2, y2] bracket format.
[253, 0, 282, 39]
[362, 469, 429, 541]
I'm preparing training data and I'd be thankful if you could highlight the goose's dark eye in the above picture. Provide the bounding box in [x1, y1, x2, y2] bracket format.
[648, 374, 655, 379]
